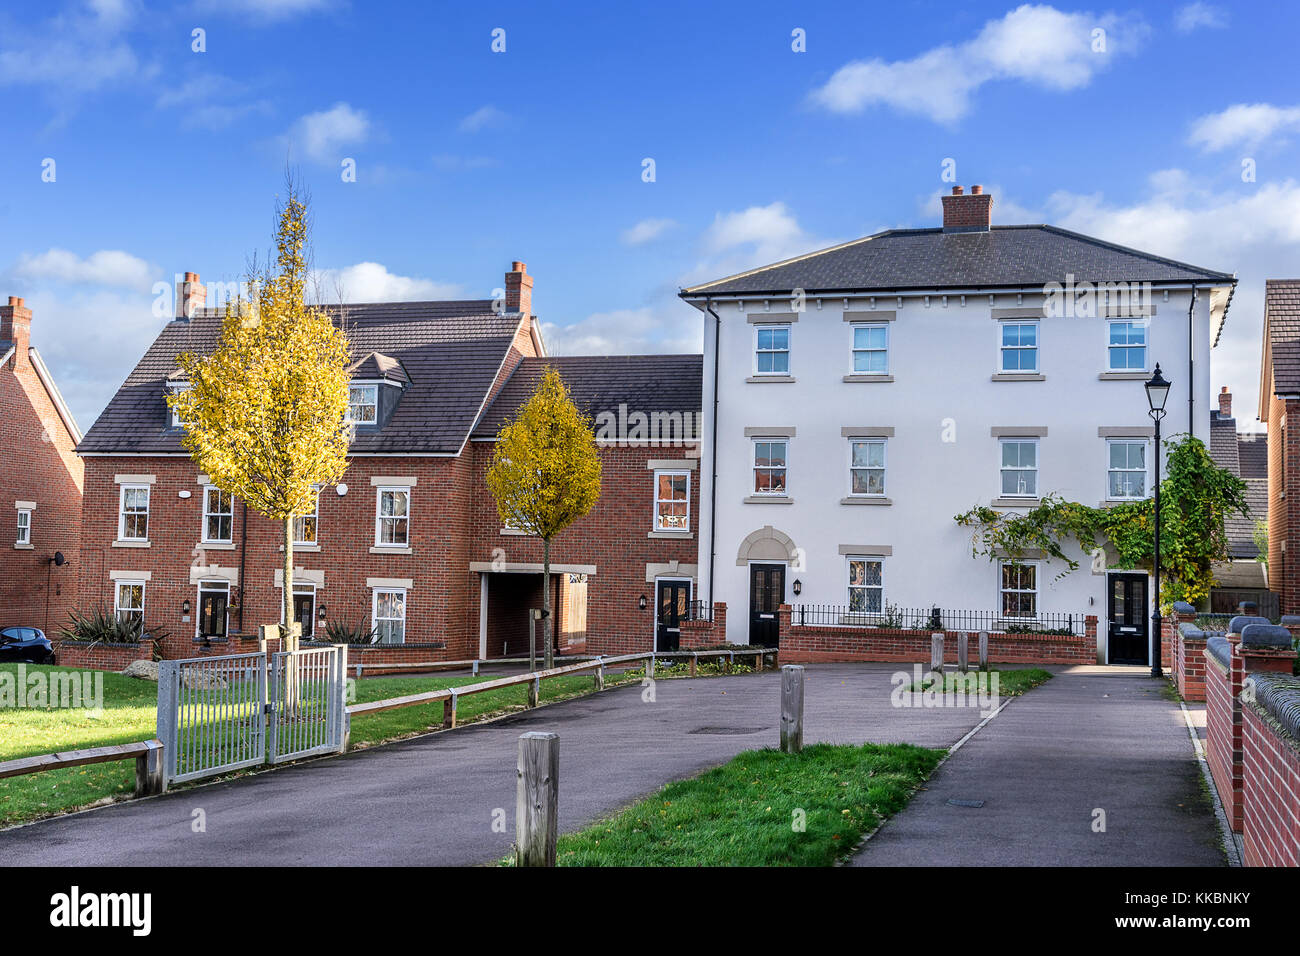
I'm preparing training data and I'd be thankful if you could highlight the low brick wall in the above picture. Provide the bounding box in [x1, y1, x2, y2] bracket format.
[778, 612, 1095, 665]
[679, 602, 727, 650]
[1241, 673, 1300, 866]
[54, 640, 155, 671]
[1174, 622, 1210, 701]
[1203, 637, 1243, 831]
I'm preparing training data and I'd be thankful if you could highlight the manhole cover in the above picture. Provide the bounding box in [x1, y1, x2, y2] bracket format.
[687, 726, 765, 735]
[946, 798, 985, 808]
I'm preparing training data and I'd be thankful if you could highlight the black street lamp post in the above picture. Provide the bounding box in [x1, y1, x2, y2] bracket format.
[1145, 364, 1171, 679]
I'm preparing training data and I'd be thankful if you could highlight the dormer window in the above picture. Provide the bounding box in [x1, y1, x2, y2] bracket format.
[169, 383, 192, 427]
[347, 384, 378, 424]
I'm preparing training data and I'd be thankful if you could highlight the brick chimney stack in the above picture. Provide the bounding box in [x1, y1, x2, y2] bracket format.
[176, 272, 206, 321]
[0, 296, 32, 369]
[1219, 386, 1232, 418]
[505, 261, 533, 315]
[941, 185, 994, 233]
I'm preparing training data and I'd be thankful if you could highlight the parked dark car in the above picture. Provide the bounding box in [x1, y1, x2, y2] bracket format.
[0, 626, 56, 664]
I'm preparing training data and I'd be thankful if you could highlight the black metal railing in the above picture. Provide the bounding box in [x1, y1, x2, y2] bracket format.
[790, 604, 1086, 637]
[684, 600, 713, 623]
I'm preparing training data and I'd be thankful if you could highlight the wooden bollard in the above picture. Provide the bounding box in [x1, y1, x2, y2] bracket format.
[957, 632, 969, 672]
[780, 665, 804, 754]
[594, 659, 605, 691]
[527, 677, 540, 708]
[978, 630, 989, 670]
[515, 732, 559, 867]
[134, 740, 164, 797]
[930, 633, 944, 674]
[442, 694, 457, 730]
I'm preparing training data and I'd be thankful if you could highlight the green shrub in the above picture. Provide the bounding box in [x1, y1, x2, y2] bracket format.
[324, 618, 379, 645]
[61, 607, 168, 645]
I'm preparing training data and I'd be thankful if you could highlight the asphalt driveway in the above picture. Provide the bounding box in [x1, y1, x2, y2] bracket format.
[0, 663, 984, 866]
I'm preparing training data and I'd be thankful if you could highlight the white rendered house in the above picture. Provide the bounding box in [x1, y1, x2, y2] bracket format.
[679, 186, 1236, 665]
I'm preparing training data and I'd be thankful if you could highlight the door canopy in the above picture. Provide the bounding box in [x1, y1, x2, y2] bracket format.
[736, 525, 798, 566]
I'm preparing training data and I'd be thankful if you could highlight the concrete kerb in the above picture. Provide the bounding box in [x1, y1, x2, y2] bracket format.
[1176, 699, 1241, 867]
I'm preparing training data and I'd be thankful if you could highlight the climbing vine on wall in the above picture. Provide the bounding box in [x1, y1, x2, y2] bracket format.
[953, 435, 1248, 608]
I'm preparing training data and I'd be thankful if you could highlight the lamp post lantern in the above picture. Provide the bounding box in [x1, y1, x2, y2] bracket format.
[1145, 364, 1171, 679]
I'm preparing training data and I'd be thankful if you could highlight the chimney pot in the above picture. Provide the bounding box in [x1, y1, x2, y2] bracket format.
[971, 184, 983, 195]
[951, 186, 963, 195]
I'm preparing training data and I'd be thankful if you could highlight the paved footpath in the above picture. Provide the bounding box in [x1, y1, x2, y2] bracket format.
[0, 663, 983, 867]
[851, 666, 1225, 867]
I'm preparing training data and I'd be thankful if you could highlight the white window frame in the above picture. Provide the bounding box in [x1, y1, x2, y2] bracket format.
[170, 384, 192, 427]
[653, 469, 691, 532]
[752, 324, 791, 376]
[998, 561, 1039, 621]
[999, 438, 1039, 498]
[846, 555, 885, 614]
[374, 486, 410, 547]
[1106, 438, 1150, 501]
[118, 484, 150, 541]
[751, 438, 789, 496]
[115, 580, 146, 628]
[346, 383, 379, 424]
[999, 321, 1039, 373]
[294, 490, 320, 545]
[1106, 319, 1148, 372]
[201, 486, 234, 543]
[847, 438, 887, 497]
[850, 323, 889, 375]
[372, 587, 407, 645]
[15, 509, 30, 545]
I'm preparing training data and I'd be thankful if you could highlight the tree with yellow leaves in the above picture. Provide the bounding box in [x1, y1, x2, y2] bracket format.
[486, 368, 602, 668]
[170, 182, 352, 650]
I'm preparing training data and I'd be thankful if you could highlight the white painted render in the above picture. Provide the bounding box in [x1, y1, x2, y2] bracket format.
[690, 286, 1226, 658]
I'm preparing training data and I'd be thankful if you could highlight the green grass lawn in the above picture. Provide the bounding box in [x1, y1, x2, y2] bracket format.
[536, 742, 943, 867]
[906, 668, 1053, 696]
[0, 660, 734, 826]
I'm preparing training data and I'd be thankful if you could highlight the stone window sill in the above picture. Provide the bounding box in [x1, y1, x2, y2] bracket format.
[1097, 371, 1149, 381]
[839, 496, 893, 506]
[648, 530, 694, 539]
[281, 544, 321, 552]
[14, 542, 33, 550]
[746, 376, 796, 384]
[991, 373, 1045, 382]
[990, 497, 1041, 508]
[743, 496, 793, 505]
[113, 539, 151, 548]
[370, 546, 413, 555]
[499, 528, 529, 536]
[197, 541, 237, 550]
[842, 374, 894, 383]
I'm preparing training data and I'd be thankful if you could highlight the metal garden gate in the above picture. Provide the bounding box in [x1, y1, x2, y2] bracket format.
[157, 645, 347, 786]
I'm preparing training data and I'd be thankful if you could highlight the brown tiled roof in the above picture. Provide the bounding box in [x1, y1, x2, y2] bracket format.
[78, 300, 524, 455]
[1237, 433, 1268, 480]
[473, 355, 703, 439]
[1209, 410, 1268, 559]
[1264, 279, 1300, 395]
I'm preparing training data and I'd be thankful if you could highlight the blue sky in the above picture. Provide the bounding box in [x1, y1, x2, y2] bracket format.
[1, 0, 1298, 431]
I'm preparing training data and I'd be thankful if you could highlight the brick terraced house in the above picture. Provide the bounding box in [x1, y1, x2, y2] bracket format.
[74, 264, 701, 668]
[0, 296, 84, 636]
[1258, 278, 1300, 614]
[1207, 386, 1270, 614]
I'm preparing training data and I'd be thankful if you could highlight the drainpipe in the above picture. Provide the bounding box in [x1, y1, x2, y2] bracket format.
[1188, 288, 1197, 436]
[706, 299, 721, 609]
[237, 500, 248, 635]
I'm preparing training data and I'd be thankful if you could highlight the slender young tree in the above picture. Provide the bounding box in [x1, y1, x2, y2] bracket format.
[486, 368, 602, 668]
[170, 182, 352, 650]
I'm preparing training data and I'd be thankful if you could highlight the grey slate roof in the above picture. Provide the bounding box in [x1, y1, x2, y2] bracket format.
[1264, 279, 1300, 395]
[473, 355, 703, 439]
[1209, 410, 1268, 559]
[681, 225, 1235, 296]
[79, 300, 524, 455]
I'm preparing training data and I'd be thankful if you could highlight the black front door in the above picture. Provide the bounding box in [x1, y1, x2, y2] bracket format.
[656, 580, 689, 651]
[293, 593, 315, 640]
[749, 564, 785, 647]
[1107, 573, 1149, 665]
[198, 590, 229, 641]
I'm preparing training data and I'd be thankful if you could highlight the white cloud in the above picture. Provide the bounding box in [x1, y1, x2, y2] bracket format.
[12, 249, 155, 292]
[1188, 103, 1300, 152]
[285, 102, 370, 162]
[196, 0, 333, 21]
[621, 218, 677, 245]
[0, 0, 148, 98]
[811, 4, 1147, 123]
[156, 74, 273, 129]
[1175, 2, 1228, 32]
[458, 105, 507, 133]
[431, 153, 501, 171]
[542, 305, 701, 357]
[311, 262, 462, 303]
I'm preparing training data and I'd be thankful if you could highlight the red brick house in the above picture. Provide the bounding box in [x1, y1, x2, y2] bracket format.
[0, 296, 83, 634]
[1259, 279, 1300, 613]
[74, 264, 702, 666]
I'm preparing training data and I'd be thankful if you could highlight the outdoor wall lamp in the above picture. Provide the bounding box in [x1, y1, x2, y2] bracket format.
[638, 594, 647, 610]
[792, 578, 802, 596]
[1145, 364, 1170, 680]
[182, 599, 191, 615]
[318, 604, 327, 619]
